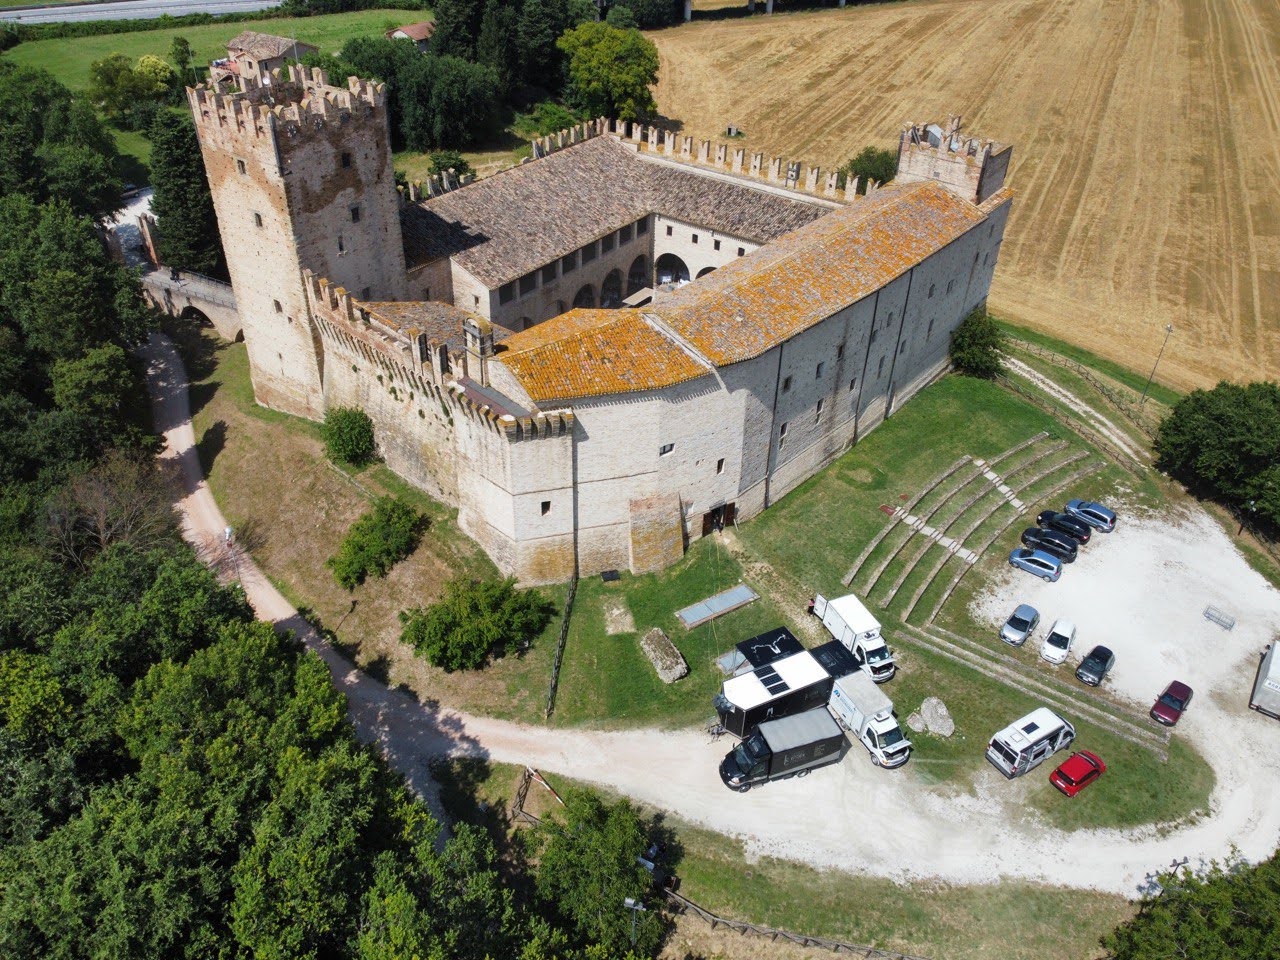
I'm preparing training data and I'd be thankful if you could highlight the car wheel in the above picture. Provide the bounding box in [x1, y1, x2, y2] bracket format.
[1042, 575, 1053, 582]
[736, 784, 751, 794]
[796, 768, 810, 778]
[1009, 560, 1017, 568]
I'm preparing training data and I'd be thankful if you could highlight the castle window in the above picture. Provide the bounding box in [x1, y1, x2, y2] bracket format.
[837, 343, 845, 360]
[561, 251, 577, 274]
[737, 247, 745, 257]
[236, 158, 247, 176]
[350, 205, 361, 223]
[273, 299, 282, 313]
[878, 356, 886, 378]
[519, 272, 537, 296]
[253, 211, 263, 228]
[714, 239, 721, 251]
[665, 225, 673, 237]
[341, 152, 352, 169]
[619, 223, 633, 244]
[816, 398, 824, 419]
[659, 443, 674, 456]
[692, 233, 699, 244]
[601, 232, 615, 253]
[581, 241, 597, 263]
[887, 312, 895, 325]
[636, 217, 649, 235]
[782, 375, 792, 393]
[849, 377, 857, 392]
[337, 235, 346, 254]
[815, 362, 824, 379]
[928, 283, 935, 298]
[869, 328, 877, 344]
[927, 319, 935, 340]
[541, 500, 551, 516]
[716, 458, 725, 475]
[779, 422, 788, 438]
[899, 340, 908, 355]
[499, 282, 515, 305]
[541, 263, 557, 284]
[361, 287, 371, 300]
[473, 295, 480, 307]
[947, 279, 956, 294]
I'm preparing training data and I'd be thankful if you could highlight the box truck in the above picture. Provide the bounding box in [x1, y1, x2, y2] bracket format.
[1250, 643, 1280, 720]
[813, 593, 896, 682]
[713, 649, 833, 738]
[719, 707, 847, 792]
[827, 671, 912, 767]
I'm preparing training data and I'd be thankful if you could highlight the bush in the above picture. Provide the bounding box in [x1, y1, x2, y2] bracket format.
[428, 150, 473, 178]
[949, 307, 1005, 379]
[322, 407, 375, 466]
[326, 497, 423, 589]
[838, 145, 897, 194]
[1155, 380, 1280, 529]
[516, 101, 581, 137]
[399, 576, 554, 671]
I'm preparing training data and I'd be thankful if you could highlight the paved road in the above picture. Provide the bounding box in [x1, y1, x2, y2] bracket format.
[1, 0, 278, 24]
[139, 330, 1280, 896]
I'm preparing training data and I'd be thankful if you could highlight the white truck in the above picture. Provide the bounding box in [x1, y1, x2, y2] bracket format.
[813, 593, 896, 682]
[1250, 643, 1280, 720]
[827, 671, 912, 767]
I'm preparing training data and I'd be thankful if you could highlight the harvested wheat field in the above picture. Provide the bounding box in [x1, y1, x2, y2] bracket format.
[651, 0, 1280, 390]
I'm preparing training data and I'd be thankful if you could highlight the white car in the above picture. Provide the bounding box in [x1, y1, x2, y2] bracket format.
[1041, 619, 1077, 665]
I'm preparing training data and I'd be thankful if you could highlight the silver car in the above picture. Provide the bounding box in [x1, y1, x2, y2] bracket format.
[1000, 604, 1040, 646]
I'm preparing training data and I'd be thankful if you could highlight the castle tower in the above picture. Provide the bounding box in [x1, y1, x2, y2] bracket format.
[895, 116, 1012, 205]
[188, 66, 407, 418]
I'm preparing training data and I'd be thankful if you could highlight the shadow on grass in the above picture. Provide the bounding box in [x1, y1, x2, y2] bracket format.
[196, 418, 227, 474]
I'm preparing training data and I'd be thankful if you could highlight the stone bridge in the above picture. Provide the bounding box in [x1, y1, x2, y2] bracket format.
[141, 268, 242, 342]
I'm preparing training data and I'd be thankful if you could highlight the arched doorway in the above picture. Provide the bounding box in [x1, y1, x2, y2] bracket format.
[600, 269, 624, 308]
[627, 255, 649, 295]
[696, 266, 716, 279]
[655, 253, 690, 286]
[573, 284, 595, 308]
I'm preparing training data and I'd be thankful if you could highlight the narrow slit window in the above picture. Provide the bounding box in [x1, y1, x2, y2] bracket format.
[541, 500, 551, 516]
[350, 205, 361, 223]
[716, 458, 725, 475]
[782, 375, 792, 393]
[659, 443, 674, 456]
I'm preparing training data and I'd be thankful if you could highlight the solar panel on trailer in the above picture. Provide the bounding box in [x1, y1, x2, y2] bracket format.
[755, 665, 790, 694]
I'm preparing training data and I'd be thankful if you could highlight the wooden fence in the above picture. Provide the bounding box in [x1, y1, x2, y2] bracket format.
[544, 575, 579, 719]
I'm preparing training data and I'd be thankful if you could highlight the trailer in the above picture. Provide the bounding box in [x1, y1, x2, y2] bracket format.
[719, 707, 847, 792]
[1250, 644, 1280, 720]
[813, 593, 896, 682]
[713, 650, 833, 738]
[827, 672, 912, 767]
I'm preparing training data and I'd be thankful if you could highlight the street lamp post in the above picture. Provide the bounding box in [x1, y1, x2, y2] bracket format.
[1238, 500, 1256, 536]
[623, 897, 647, 948]
[1140, 323, 1175, 407]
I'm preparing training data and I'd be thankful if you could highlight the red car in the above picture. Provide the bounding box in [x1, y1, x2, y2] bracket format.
[1150, 681, 1194, 726]
[1049, 750, 1106, 797]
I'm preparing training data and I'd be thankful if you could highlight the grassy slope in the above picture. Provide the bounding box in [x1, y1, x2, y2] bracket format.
[434, 758, 1136, 960]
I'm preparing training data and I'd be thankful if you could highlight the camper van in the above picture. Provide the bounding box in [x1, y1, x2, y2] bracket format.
[713, 650, 834, 738]
[985, 708, 1076, 778]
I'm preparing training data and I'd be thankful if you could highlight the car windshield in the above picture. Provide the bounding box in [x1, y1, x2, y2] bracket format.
[1048, 632, 1070, 649]
[1009, 615, 1031, 631]
[865, 646, 891, 663]
[733, 734, 768, 769]
[1159, 692, 1186, 711]
[880, 726, 904, 747]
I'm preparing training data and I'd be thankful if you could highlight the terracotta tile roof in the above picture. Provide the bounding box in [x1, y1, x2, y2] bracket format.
[360, 300, 511, 353]
[400, 136, 826, 285]
[656, 181, 988, 366]
[227, 31, 316, 60]
[496, 309, 708, 403]
[388, 20, 436, 41]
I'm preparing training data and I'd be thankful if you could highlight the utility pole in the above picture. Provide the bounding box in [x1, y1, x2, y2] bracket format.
[623, 897, 647, 948]
[1140, 323, 1174, 407]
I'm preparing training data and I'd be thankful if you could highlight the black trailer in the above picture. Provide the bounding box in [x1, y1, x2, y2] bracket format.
[736, 627, 804, 668]
[719, 707, 847, 792]
[712, 650, 834, 738]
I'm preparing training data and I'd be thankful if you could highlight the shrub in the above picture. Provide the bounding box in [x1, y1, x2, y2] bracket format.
[838, 145, 897, 194]
[322, 407, 375, 466]
[949, 307, 1005, 379]
[327, 497, 423, 590]
[399, 576, 554, 671]
[428, 150, 473, 178]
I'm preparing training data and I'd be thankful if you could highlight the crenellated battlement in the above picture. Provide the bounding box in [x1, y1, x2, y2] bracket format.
[895, 116, 1011, 204]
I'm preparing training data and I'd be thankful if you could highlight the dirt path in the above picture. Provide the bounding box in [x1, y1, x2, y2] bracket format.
[142, 332, 1280, 896]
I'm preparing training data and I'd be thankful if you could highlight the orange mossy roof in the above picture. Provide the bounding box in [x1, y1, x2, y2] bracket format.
[657, 181, 988, 366]
[497, 309, 708, 403]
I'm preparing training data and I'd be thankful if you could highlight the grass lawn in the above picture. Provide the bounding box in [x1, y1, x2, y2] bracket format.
[2, 9, 424, 92]
[552, 536, 800, 729]
[171, 321, 559, 724]
[433, 757, 1137, 960]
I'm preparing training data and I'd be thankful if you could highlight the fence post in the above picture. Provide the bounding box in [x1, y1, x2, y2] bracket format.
[544, 576, 578, 719]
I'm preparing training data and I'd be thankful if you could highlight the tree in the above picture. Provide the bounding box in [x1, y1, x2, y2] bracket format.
[429, 150, 474, 178]
[476, 0, 519, 92]
[400, 576, 554, 671]
[322, 406, 376, 465]
[839, 145, 898, 194]
[1102, 854, 1280, 959]
[399, 54, 503, 150]
[949, 307, 1005, 379]
[609, 0, 680, 28]
[148, 111, 225, 276]
[530, 790, 666, 957]
[1155, 380, 1280, 528]
[558, 22, 659, 122]
[169, 36, 194, 85]
[327, 497, 424, 590]
[606, 4, 639, 28]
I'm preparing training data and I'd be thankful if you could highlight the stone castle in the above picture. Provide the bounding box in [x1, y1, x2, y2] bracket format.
[187, 61, 1013, 584]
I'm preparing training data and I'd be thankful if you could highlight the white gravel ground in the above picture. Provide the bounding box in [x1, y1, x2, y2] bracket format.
[146, 335, 1280, 897]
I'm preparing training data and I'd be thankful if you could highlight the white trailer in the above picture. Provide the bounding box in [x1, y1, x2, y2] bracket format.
[827, 672, 912, 767]
[813, 593, 896, 682]
[1250, 644, 1280, 720]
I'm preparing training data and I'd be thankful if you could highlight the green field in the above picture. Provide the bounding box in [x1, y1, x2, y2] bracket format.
[2, 8, 423, 91]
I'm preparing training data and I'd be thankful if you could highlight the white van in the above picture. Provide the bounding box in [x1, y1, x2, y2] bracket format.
[985, 708, 1075, 778]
